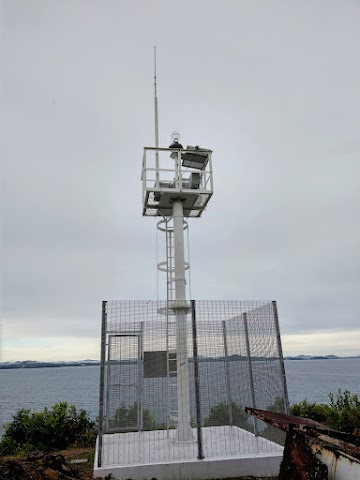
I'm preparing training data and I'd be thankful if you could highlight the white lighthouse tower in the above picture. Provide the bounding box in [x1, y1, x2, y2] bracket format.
[141, 53, 213, 441]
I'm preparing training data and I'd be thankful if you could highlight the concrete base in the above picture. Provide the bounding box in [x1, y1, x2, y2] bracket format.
[94, 426, 283, 479]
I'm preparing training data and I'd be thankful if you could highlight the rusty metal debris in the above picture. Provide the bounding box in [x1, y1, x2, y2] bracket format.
[245, 407, 360, 480]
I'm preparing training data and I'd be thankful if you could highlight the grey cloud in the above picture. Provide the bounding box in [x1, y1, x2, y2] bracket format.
[2, 0, 360, 358]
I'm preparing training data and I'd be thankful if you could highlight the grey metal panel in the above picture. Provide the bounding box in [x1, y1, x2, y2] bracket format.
[143, 351, 176, 378]
[181, 148, 210, 170]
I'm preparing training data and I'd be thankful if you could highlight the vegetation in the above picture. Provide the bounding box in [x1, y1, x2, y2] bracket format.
[109, 403, 156, 431]
[203, 402, 253, 431]
[201, 392, 360, 443]
[260, 397, 287, 444]
[1, 389, 358, 458]
[290, 389, 360, 435]
[109, 403, 196, 431]
[267, 396, 286, 413]
[0, 402, 96, 455]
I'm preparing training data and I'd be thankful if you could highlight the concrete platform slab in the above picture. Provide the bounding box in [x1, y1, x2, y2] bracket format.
[94, 426, 283, 479]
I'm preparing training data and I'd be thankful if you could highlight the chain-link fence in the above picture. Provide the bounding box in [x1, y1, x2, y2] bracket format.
[97, 300, 288, 467]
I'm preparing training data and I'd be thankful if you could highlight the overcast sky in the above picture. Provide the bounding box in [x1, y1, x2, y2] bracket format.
[2, 0, 360, 361]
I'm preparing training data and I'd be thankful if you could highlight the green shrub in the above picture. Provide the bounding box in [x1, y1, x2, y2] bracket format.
[290, 389, 360, 435]
[290, 399, 330, 424]
[267, 396, 286, 413]
[328, 389, 360, 434]
[260, 397, 287, 445]
[0, 402, 96, 455]
[203, 402, 252, 431]
[109, 403, 156, 431]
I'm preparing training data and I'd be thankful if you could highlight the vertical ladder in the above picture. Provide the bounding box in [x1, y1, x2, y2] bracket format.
[166, 318, 178, 435]
[166, 226, 178, 434]
[157, 216, 191, 436]
[166, 228, 176, 303]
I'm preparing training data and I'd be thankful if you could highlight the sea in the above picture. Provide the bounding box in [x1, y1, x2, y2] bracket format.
[0, 359, 359, 437]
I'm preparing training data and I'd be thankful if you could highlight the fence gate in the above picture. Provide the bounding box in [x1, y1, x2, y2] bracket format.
[104, 330, 143, 433]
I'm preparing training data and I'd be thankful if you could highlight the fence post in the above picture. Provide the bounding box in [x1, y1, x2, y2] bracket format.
[104, 336, 112, 433]
[243, 312, 259, 436]
[191, 300, 204, 459]
[222, 320, 233, 426]
[272, 301, 290, 414]
[138, 321, 144, 431]
[97, 300, 107, 468]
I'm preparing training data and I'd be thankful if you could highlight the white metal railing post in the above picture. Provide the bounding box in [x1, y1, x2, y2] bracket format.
[209, 152, 214, 192]
[142, 149, 146, 208]
[175, 150, 181, 190]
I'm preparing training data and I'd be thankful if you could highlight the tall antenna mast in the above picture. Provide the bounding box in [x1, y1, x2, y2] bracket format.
[154, 46, 159, 186]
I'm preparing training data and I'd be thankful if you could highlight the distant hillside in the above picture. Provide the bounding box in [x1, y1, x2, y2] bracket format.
[0, 360, 100, 369]
[0, 355, 359, 369]
[284, 354, 360, 360]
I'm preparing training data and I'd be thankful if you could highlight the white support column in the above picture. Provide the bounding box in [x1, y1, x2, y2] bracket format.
[173, 200, 193, 442]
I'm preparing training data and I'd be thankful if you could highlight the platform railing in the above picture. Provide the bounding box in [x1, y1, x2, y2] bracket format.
[142, 147, 213, 209]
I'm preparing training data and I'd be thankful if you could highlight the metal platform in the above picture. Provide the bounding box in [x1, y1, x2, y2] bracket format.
[141, 147, 213, 217]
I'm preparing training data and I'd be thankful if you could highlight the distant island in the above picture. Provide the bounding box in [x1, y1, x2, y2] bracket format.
[0, 355, 359, 369]
[0, 359, 100, 369]
[284, 354, 360, 360]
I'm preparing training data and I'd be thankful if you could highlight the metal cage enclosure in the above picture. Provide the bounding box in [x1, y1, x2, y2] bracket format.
[97, 300, 289, 470]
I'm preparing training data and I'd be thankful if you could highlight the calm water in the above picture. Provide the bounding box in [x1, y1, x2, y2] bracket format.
[285, 358, 360, 404]
[0, 359, 359, 436]
[0, 366, 100, 436]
